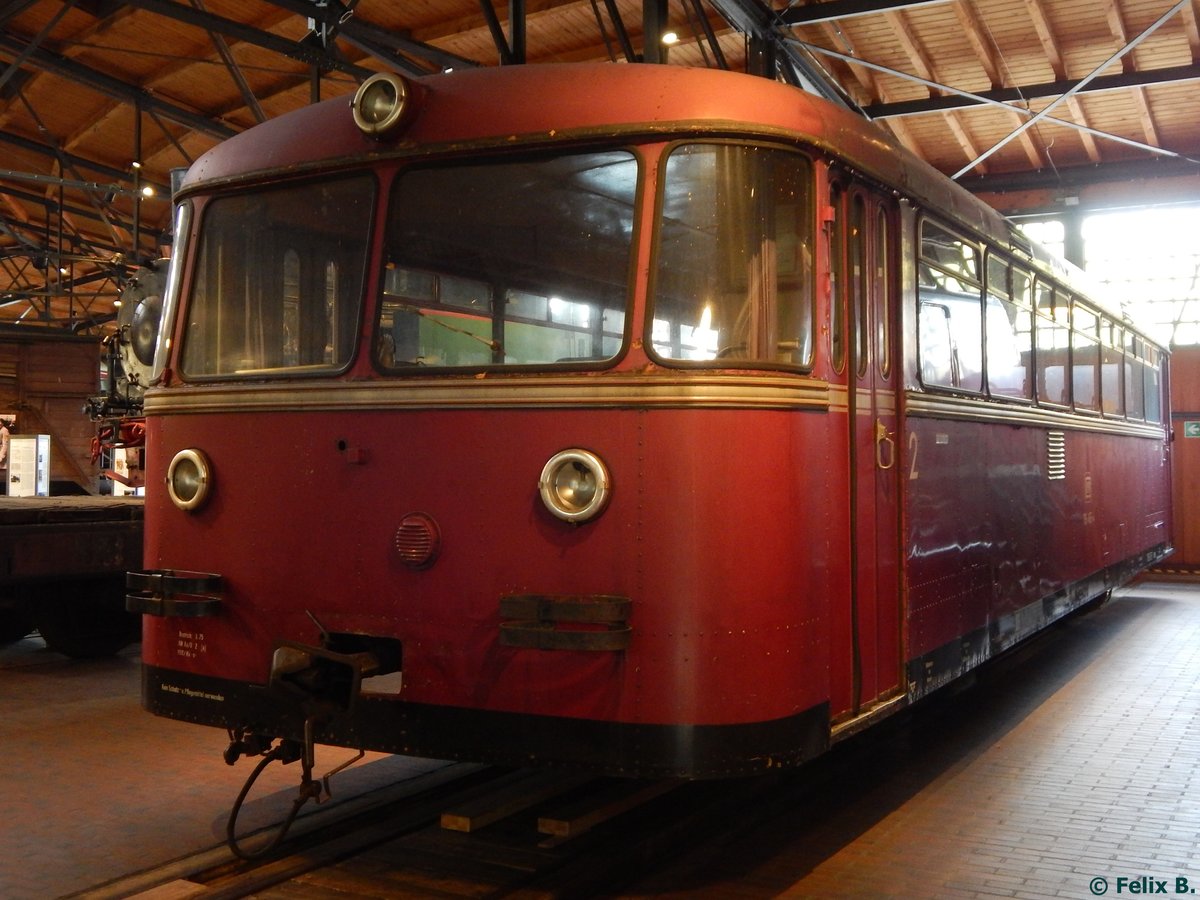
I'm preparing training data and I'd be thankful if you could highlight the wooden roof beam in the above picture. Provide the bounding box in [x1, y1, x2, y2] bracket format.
[882, 8, 985, 173]
[1182, 1, 1200, 62]
[1022, 0, 1066, 80]
[264, 0, 481, 72]
[120, 0, 371, 79]
[0, 122, 165, 190]
[1019, 0, 1095, 161]
[0, 33, 237, 139]
[0, 181, 131, 245]
[863, 63, 1200, 116]
[190, 0, 267, 124]
[10, 88, 131, 252]
[796, 38, 1186, 176]
[1020, 0, 1101, 162]
[54, 6, 322, 166]
[1105, 2, 1162, 148]
[953, 1, 1046, 170]
[0, 0, 38, 30]
[2, 192, 28, 225]
[959, 153, 1200, 194]
[780, 0, 950, 26]
[809, 22, 923, 155]
[0, 2, 71, 97]
[955, 0, 1189, 178]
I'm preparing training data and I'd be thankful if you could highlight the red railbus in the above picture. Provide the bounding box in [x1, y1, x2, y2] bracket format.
[129, 64, 1170, 792]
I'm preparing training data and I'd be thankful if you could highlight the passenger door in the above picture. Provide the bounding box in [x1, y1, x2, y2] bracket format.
[834, 181, 903, 719]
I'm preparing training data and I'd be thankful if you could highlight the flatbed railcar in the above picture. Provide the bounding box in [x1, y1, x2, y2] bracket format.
[1, 496, 143, 656]
[0, 325, 144, 657]
[129, 64, 1170, 788]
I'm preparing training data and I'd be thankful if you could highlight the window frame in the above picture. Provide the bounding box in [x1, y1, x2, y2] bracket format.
[1070, 300, 1102, 415]
[983, 250, 1035, 403]
[909, 215, 1166, 429]
[373, 148, 642, 374]
[178, 171, 377, 382]
[646, 139, 818, 373]
[916, 216, 985, 395]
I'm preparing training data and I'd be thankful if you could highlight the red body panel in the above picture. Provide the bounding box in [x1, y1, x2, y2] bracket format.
[143, 404, 836, 727]
[904, 417, 1170, 659]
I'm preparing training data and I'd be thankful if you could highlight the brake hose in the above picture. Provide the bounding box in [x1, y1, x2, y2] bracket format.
[225, 739, 321, 861]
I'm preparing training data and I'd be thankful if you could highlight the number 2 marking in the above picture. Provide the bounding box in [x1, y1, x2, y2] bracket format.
[908, 431, 920, 480]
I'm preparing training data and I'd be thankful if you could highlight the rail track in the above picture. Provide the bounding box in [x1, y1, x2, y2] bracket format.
[52, 605, 1108, 899]
[71, 749, 805, 899]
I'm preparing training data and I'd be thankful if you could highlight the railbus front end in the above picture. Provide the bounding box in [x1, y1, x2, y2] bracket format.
[133, 65, 853, 782]
[129, 64, 1171, 801]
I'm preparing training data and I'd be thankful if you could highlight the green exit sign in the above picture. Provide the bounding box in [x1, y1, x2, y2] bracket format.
[1186, 422, 1200, 438]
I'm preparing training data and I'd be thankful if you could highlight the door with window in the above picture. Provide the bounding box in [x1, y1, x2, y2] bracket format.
[830, 179, 902, 719]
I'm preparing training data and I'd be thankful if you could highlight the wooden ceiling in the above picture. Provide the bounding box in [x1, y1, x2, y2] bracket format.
[3, 0, 1200, 330]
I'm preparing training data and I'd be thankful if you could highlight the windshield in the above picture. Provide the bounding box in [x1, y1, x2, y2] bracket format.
[150, 201, 190, 383]
[180, 175, 374, 378]
[375, 151, 638, 369]
[651, 143, 814, 368]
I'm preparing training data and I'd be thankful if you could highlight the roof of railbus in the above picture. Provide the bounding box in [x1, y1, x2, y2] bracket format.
[181, 64, 997, 228]
[179, 62, 1122, 326]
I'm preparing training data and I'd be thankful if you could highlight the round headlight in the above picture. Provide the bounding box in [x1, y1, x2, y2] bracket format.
[166, 448, 212, 512]
[539, 449, 611, 523]
[351, 72, 412, 137]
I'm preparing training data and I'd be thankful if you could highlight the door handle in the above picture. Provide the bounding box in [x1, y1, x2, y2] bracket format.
[875, 420, 896, 470]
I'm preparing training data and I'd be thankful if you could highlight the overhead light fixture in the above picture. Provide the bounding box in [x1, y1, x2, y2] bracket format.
[662, 31, 679, 45]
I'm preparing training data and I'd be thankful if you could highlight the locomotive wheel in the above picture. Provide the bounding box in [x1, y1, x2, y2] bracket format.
[32, 577, 141, 659]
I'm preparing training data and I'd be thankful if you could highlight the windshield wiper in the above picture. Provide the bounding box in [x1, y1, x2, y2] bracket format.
[395, 302, 503, 356]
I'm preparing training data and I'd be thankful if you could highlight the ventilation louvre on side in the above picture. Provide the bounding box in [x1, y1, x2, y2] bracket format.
[1047, 431, 1066, 480]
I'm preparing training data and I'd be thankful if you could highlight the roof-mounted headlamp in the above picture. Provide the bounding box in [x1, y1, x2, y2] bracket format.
[351, 72, 415, 138]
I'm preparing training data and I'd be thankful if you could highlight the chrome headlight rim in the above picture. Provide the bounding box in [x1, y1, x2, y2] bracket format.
[350, 72, 412, 137]
[166, 448, 213, 512]
[538, 448, 611, 524]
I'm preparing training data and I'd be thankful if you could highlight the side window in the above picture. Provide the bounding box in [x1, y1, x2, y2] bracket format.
[183, 176, 373, 378]
[1125, 332, 1146, 420]
[875, 205, 891, 378]
[919, 301, 955, 386]
[1035, 281, 1070, 406]
[1072, 303, 1100, 412]
[653, 144, 814, 368]
[917, 219, 983, 392]
[985, 255, 1033, 400]
[829, 183, 846, 373]
[1145, 345, 1163, 424]
[1101, 317, 1125, 417]
[851, 194, 869, 376]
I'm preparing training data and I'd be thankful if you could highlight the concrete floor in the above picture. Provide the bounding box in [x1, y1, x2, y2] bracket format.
[625, 580, 1200, 899]
[0, 638, 444, 899]
[3, 581, 1200, 899]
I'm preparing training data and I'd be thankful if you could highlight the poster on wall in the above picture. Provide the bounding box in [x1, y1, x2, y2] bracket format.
[0, 414, 13, 495]
[8, 434, 50, 497]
